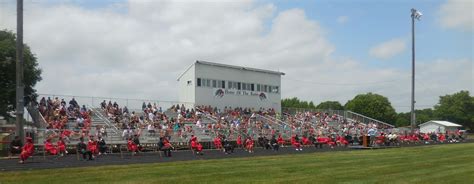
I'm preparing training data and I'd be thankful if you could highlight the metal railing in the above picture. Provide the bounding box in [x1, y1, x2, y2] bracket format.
[37, 94, 195, 113]
[88, 105, 119, 134]
[346, 111, 394, 128]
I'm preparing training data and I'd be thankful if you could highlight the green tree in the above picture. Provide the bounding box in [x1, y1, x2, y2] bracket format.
[344, 93, 397, 125]
[316, 101, 344, 110]
[281, 97, 316, 109]
[395, 112, 410, 127]
[415, 108, 434, 125]
[434, 90, 474, 130]
[0, 30, 42, 118]
[395, 108, 434, 127]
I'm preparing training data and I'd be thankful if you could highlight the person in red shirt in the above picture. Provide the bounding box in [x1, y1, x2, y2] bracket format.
[45, 138, 58, 155]
[19, 137, 34, 164]
[236, 135, 242, 148]
[245, 136, 254, 153]
[57, 137, 67, 156]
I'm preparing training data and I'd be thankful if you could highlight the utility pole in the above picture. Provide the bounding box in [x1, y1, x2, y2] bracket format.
[410, 8, 422, 134]
[16, 0, 25, 143]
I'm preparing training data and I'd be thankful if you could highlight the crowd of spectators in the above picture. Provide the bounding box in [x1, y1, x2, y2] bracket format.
[37, 97, 90, 130]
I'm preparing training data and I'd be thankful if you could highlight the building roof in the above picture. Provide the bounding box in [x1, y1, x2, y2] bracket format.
[419, 120, 462, 127]
[177, 60, 285, 81]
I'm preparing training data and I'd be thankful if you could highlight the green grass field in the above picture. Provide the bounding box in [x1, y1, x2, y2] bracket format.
[1, 143, 473, 184]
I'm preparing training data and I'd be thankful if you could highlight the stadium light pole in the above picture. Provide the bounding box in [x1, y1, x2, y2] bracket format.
[16, 0, 25, 143]
[410, 8, 422, 134]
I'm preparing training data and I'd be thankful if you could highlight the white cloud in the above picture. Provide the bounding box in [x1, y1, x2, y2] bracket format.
[369, 38, 406, 60]
[0, 0, 471, 114]
[438, 0, 474, 32]
[337, 16, 348, 24]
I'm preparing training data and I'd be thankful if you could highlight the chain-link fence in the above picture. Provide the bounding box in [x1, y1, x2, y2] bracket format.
[37, 94, 195, 112]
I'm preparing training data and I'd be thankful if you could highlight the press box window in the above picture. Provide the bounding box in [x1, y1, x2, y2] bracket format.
[197, 78, 201, 87]
[212, 80, 217, 88]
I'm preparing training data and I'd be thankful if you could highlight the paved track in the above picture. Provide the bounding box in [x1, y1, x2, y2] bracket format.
[1, 141, 472, 172]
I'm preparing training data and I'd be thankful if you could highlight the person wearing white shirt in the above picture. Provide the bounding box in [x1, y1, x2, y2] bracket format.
[147, 124, 156, 136]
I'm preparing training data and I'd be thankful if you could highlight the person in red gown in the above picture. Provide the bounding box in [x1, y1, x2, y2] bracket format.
[127, 138, 138, 155]
[213, 135, 223, 150]
[324, 136, 336, 148]
[190, 135, 203, 155]
[245, 136, 254, 153]
[337, 135, 349, 147]
[236, 135, 242, 148]
[302, 135, 310, 145]
[277, 134, 285, 147]
[45, 138, 58, 155]
[423, 133, 430, 144]
[291, 135, 302, 151]
[57, 137, 67, 156]
[19, 137, 34, 164]
[88, 136, 98, 156]
[438, 133, 446, 142]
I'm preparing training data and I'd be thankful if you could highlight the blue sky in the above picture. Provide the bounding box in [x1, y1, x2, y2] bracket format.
[267, 0, 472, 68]
[1, 0, 472, 112]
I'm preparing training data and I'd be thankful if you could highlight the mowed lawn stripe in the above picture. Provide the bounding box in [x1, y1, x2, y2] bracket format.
[0, 143, 472, 184]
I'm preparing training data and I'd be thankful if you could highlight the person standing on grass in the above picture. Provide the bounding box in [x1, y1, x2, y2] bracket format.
[368, 127, 376, 146]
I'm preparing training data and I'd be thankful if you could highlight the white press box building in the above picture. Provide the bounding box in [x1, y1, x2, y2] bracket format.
[177, 60, 284, 112]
